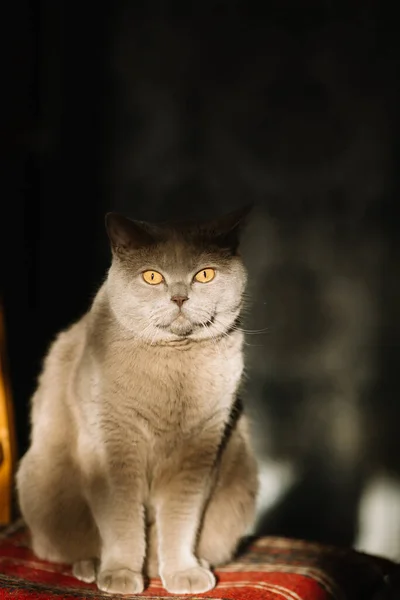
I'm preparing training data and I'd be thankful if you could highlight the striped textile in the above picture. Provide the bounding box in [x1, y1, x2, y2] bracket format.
[0, 521, 399, 599]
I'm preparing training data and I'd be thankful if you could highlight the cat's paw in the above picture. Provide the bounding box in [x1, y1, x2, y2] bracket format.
[162, 565, 216, 594]
[73, 559, 97, 583]
[199, 558, 210, 569]
[97, 568, 144, 594]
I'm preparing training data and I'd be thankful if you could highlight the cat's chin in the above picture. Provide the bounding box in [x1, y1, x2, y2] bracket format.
[168, 315, 194, 337]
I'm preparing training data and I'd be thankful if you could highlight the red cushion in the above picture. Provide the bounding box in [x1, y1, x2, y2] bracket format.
[0, 522, 398, 599]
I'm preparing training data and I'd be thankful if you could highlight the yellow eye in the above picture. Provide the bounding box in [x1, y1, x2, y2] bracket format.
[142, 270, 164, 285]
[194, 268, 216, 283]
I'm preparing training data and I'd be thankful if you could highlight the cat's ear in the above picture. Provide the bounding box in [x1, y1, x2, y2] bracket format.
[208, 204, 253, 253]
[105, 213, 156, 254]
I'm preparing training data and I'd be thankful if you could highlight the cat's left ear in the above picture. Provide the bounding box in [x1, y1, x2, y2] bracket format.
[209, 204, 253, 254]
[105, 212, 157, 254]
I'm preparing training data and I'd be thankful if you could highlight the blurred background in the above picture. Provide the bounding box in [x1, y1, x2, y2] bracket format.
[5, 1, 400, 560]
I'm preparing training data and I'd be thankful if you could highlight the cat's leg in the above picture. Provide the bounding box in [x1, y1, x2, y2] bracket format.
[82, 455, 147, 595]
[197, 421, 258, 566]
[72, 559, 98, 583]
[16, 447, 99, 566]
[145, 518, 210, 579]
[154, 438, 221, 594]
[144, 519, 159, 578]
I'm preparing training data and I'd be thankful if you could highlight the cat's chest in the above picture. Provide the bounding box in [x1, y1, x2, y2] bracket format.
[104, 334, 244, 432]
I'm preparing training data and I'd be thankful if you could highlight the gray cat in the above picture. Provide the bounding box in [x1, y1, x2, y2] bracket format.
[16, 207, 258, 595]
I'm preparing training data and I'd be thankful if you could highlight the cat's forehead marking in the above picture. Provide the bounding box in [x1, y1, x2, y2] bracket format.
[144, 237, 214, 273]
[122, 227, 234, 282]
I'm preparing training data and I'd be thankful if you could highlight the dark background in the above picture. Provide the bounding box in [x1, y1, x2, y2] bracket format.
[4, 1, 400, 552]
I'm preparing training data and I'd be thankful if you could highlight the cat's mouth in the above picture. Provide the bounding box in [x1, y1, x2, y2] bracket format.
[169, 314, 194, 336]
[156, 313, 194, 337]
[158, 312, 215, 337]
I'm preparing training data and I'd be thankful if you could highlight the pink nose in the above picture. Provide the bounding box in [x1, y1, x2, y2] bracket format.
[171, 295, 188, 308]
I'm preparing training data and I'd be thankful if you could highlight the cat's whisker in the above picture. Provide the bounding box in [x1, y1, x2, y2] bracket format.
[189, 309, 243, 342]
[239, 328, 270, 335]
[188, 309, 227, 350]
[199, 322, 221, 355]
[212, 315, 270, 336]
[139, 320, 158, 344]
[181, 305, 267, 343]
[203, 321, 232, 344]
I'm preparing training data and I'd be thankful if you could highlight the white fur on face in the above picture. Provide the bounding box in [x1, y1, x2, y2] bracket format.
[106, 254, 247, 344]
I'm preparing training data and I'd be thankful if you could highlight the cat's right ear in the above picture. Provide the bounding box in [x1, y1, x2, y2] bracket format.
[105, 213, 156, 254]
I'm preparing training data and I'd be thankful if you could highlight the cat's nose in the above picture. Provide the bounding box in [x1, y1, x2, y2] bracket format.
[171, 295, 189, 308]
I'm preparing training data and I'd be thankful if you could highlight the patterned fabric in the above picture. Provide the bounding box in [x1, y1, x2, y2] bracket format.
[0, 521, 399, 599]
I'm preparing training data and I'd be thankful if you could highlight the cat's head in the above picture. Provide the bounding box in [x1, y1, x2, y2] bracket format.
[104, 206, 251, 343]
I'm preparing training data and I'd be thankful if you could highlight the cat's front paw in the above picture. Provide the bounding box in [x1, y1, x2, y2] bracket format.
[97, 568, 144, 594]
[162, 566, 216, 594]
[73, 559, 97, 583]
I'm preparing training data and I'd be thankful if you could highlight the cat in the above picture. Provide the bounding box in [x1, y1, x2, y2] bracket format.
[16, 206, 259, 595]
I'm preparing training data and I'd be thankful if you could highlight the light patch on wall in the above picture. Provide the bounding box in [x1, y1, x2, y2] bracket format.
[250, 458, 298, 534]
[355, 473, 400, 561]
